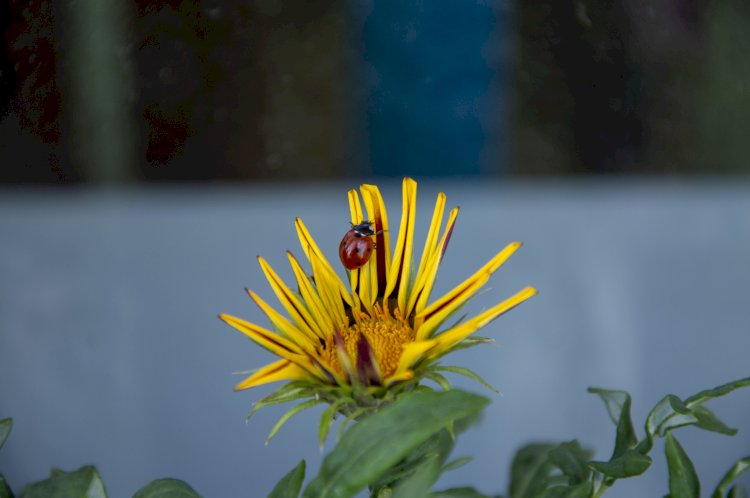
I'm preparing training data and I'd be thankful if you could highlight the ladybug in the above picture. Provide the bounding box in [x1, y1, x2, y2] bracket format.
[339, 221, 376, 270]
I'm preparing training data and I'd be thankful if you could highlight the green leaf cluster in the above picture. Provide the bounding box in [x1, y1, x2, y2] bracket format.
[0, 417, 202, 498]
[506, 377, 750, 498]
[268, 390, 494, 498]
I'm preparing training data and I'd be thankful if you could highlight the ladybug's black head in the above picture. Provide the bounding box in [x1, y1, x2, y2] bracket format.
[351, 221, 375, 237]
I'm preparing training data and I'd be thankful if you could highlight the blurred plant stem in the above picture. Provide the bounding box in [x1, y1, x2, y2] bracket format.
[63, 0, 135, 183]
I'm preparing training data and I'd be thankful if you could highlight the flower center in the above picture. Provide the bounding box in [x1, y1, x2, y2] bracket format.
[323, 307, 413, 381]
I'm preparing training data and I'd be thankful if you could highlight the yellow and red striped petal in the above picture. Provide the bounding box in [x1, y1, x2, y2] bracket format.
[219, 313, 304, 359]
[427, 286, 538, 358]
[246, 290, 317, 355]
[406, 205, 459, 319]
[295, 217, 353, 309]
[234, 359, 308, 390]
[258, 256, 324, 340]
[286, 252, 335, 334]
[415, 241, 522, 339]
[361, 183, 391, 293]
[384, 177, 417, 311]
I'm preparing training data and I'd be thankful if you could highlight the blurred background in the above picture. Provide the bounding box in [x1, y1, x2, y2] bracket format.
[1, 1, 749, 498]
[2, 0, 750, 181]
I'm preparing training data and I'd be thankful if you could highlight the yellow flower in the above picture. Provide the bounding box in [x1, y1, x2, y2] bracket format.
[220, 178, 536, 416]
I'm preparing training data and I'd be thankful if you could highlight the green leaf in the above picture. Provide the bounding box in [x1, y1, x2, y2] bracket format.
[266, 399, 323, 444]
[302, 390, 489, 498]
[539, 481, 593, 498]
[588, 388, 637, 458]
[589, 450, 652, 478]
[635, 378, 749, 454]
[430, 488, 493, 498]
[0, 418, 11, 450]
[693, 406, 738, 436]
[435, 366, 499, 393]
[548, 441, 591, 485]
[22, 465, 107, 498]
[508, 443, 556, 498]
[647, 395, 697, 438]
[268, 461, 306, 498]
[684, 377, 750, 408]
[132, 478, 202, 498]
[711, 456, 750, 498]
[665, 433, 700, 498]
[0, 474, 14, 498]
[390, 453, 442, 498]
[370, 430, 455, 494]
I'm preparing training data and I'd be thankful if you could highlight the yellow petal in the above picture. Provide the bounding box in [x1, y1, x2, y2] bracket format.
[415, 192, 446, 284]
[258, 256, 324, 340]
[234, 359, 308, 390]
[412, 206, 459, 320]
[295, 217, 353, 308]
[415, 241, 522, 340]
[308, 247, 348, 326]
[384, 177, 417, 312]
[246, 290, 317, 355]
[361, 183, 391, 293]
[384, 369, 415, 385]
[219, 313, 303, 359]
[427, 286, 538, 358]
[347, 189, 374, 312]
[395, 339, 438, 374]
[406, 203, 459, 319]
[286, 252, 335, 334]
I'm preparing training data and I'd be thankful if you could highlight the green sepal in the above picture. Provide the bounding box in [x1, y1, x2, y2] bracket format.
[508, 443, 556, 498]
[266, 399, 323, 444]
[425, 372, 452, 391]
[0, 418, 11, 450]
[302, 390, 488, 498]
[336, 407, 367, 442]
[446, 336, 494, 354]
[588, 450, 652, 478]
[247, 382, 315, 420]
[587, 388, 637, 458]
[664, 433, 700, 498]
[132, 478, 201, 498]
[268, 461, 306, 498]
[711, 456, 750, 498]
[22, 465, 107, 498]
[435, 366, 499, 393]
[442, 456, 473, 473]
[548, 441, 592, 485]
[318, 399, 347, 448]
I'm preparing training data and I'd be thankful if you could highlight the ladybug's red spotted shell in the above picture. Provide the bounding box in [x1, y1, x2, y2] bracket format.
[339, 221, 376, 270]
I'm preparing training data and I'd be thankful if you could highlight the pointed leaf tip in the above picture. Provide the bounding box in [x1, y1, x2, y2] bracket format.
[269, 460, 306, 498]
